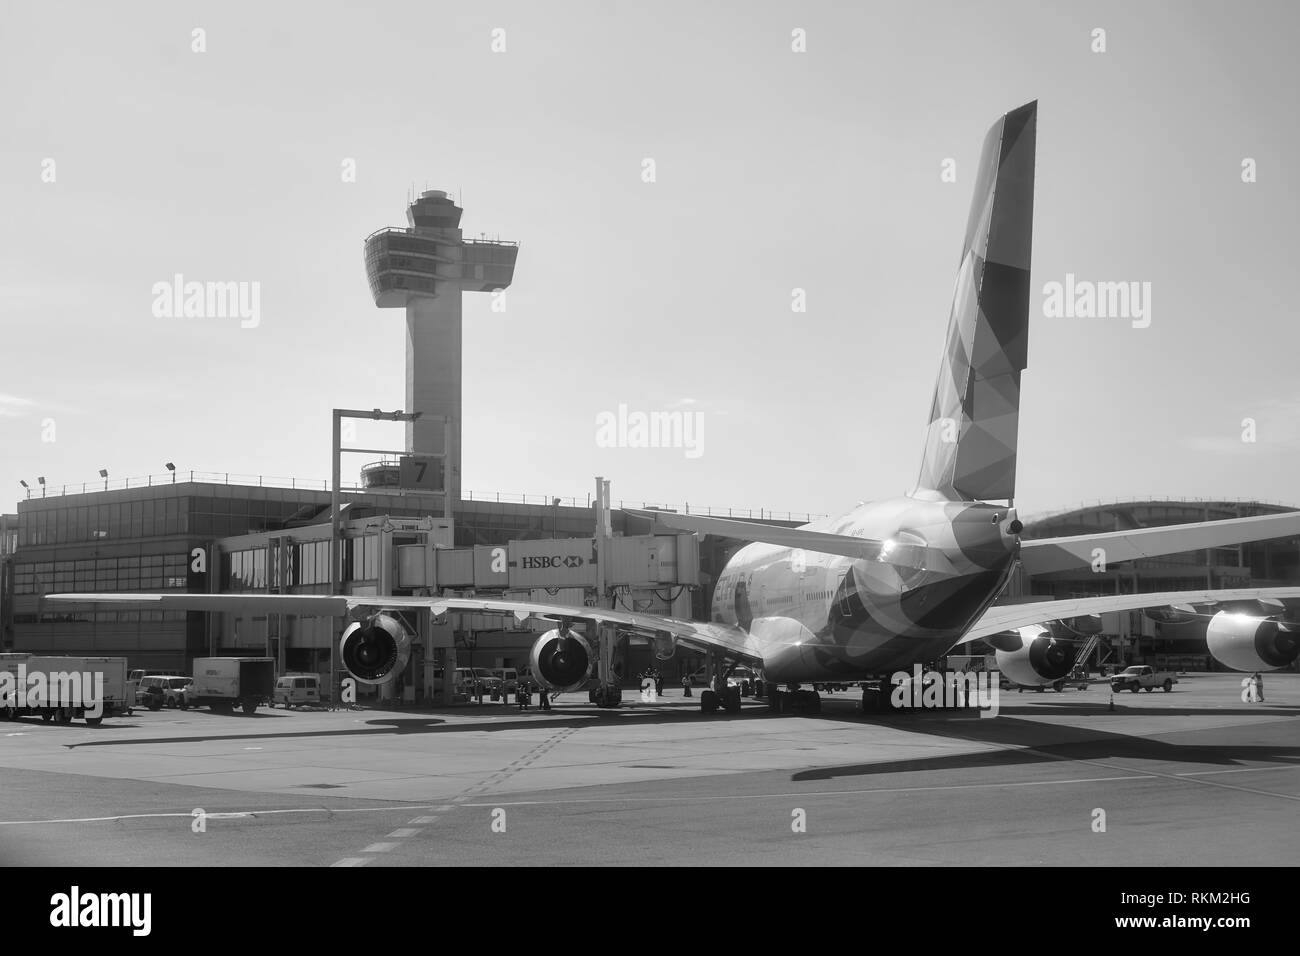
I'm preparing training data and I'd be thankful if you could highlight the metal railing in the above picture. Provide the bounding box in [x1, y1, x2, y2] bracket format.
[364, 226, 519, 247]
[460, 489, 822, 523]
[15, 472, 824, 522]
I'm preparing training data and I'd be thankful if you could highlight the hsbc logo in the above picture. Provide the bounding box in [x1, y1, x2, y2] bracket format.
[521, 555, 585, 570]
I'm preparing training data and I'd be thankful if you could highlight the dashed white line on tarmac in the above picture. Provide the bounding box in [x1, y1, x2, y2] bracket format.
[362, 842, 398, 853]
[387, 828, 421, 838]
[331, 858, 371, 867]
[0, 803, 459, 827]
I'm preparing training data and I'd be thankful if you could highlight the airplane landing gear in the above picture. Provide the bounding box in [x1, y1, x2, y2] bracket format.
[699, 684, 741, 714]
[860, 677, 895, 714]
[769, 685, 821, 714]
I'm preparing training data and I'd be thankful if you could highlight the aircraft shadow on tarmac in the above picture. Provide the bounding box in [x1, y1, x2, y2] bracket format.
[56, 705, 751, 749]
[790, 709, 1300, 782]
[51, 697, 1300, 763]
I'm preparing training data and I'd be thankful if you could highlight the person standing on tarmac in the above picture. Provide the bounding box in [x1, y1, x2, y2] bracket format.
[538, 680, 551, 711]
[1254, 672, 1265, 702]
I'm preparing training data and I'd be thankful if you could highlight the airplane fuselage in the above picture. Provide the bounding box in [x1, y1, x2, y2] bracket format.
[710, 496, 1021, 683]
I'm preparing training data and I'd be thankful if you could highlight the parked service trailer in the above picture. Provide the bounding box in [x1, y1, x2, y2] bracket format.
[0, 653, 132, 726]
[188, 657, 275, 714]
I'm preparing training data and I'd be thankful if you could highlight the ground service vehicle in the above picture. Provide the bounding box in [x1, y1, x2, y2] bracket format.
[1110, 665, 1178, 693]
[272, 673, 321, 708]
[188, 657, 275, 714]
[164, 677, 193, 707]
[0, 654, 132, 725]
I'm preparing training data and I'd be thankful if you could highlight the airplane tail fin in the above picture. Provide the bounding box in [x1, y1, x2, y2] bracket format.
[914, 100, 1036, 503]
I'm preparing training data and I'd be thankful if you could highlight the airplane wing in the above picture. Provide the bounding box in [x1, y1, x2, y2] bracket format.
[633, 509, 1300, 578]
[1018, 511, 1300, 575]
[961, 587, 1300, 644]
[44, 593, 764, 663]
[625, 509, 936, 569]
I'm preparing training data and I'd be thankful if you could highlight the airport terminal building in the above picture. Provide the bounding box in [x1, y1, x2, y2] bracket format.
[5, 477, 1298, 694]
[1, 468, 813, 701]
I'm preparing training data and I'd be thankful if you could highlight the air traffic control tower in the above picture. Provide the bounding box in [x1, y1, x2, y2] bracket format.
[364, 190, 518, 504]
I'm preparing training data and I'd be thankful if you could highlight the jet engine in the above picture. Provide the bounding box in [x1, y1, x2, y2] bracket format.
[339, 614, 411, 684]
[651, 630, 676, 661]
[1205, 611, 1300, 672]
[989, 626, 1074, 687]
[530, 627, 594, 692]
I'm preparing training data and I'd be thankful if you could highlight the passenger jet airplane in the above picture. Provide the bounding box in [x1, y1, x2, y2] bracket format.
[49, 101, 1300, 714]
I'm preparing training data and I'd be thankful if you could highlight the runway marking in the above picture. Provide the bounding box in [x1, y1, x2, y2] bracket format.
[0, 803, 464, 827]
[387, 828, 421, 838]
[331, 858, 371, 867]
[329, 727, 579, 866]
[1016, 745, 1300, 804]
[460, 763, 1300, 807]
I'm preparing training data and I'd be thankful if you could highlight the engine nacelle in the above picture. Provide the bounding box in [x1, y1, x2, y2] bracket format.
[339, 614, 411, 684]
[651, 630, 676, 661]
[1206, 611, 1300, 672]
[530, 628, 593, 693]
[990, 626, 1074, 687]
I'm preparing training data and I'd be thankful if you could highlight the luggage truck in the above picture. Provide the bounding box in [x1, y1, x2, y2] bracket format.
[187, 657, 275, 714]
[0, 653, 133, 726]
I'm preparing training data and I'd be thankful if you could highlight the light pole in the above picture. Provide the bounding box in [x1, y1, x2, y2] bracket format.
[166, 462, 176, 484]
[98, 468, 108, 491]
[330, 408, 428, 704]
[18, 480, 28, 500]
[37, 477, 45, 498]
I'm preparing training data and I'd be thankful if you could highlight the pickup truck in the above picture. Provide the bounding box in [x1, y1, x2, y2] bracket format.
[1110, 665, 1177, 693]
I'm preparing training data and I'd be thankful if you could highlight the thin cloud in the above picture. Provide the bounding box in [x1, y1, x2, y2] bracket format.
[1184, 397, 1300, 454]
[0, 393, 37, 417]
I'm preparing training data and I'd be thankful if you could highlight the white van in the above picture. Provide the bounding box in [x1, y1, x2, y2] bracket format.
[490, 667, 519, 692]
[272, 673, 321, 708]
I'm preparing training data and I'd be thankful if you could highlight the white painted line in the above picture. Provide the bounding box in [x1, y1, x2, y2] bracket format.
[434, 805, 456, 811]
[0, 802, 462, 827]
[408, 816, 439, 824]
[387, 828, 421, 838]
[331, 858, 371, 867]
[461, 774, 1154, 806]
[362, 842, 399, 853]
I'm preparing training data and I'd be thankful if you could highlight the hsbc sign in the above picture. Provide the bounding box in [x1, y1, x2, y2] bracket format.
[522, 554, 585, 570]
[509, 538, 597, 587]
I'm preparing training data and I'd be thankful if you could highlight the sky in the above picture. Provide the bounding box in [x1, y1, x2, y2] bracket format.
[2, 0, 1298, 522]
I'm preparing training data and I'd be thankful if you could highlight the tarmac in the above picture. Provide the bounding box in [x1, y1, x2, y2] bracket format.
[1, 672, 1297, 866]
